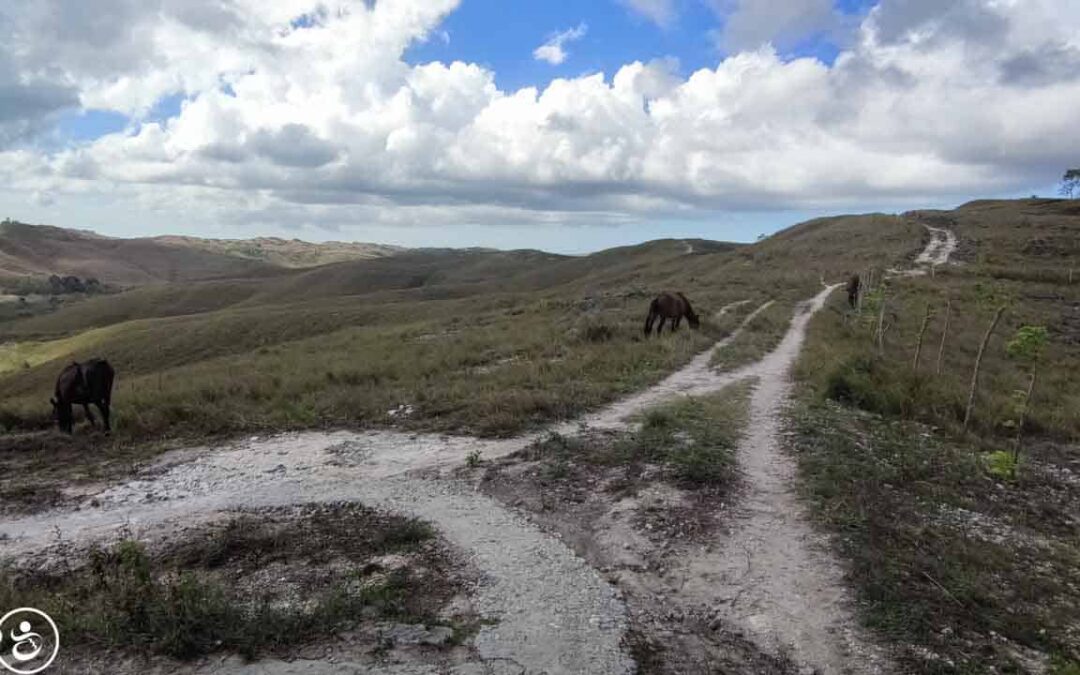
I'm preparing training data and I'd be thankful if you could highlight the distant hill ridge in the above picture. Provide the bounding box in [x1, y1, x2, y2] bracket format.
[151, 234, 403, 268]
[0, 220, 403, 287]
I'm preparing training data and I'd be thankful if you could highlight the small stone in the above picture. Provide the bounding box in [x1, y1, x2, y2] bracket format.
[382, 623, 454, 647]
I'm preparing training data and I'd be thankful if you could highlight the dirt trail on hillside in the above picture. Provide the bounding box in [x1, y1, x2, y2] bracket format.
[569, 286, 896, 674]
[672, 286, 891, 674]
[914, 225, 957, 267]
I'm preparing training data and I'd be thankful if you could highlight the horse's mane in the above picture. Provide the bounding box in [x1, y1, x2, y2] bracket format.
[675, 291, 695, 314]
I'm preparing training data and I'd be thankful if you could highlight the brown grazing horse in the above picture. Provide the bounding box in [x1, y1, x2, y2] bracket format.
[52, 358, 115, 434]
[846, 274, 861, 309]
[644, 292, 700, 336]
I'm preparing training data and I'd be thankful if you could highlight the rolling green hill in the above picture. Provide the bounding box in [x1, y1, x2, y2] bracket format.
[2, 200, 1074, 446]
[0, 210, 925, 439]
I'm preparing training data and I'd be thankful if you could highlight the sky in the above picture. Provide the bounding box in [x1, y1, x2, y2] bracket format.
[0, 0, 1077, 253]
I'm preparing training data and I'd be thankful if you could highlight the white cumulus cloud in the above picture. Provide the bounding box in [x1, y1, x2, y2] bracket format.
[533, 24, 588, 66]
[0, 0, 1077, 237]
[711, 0, 842, 52]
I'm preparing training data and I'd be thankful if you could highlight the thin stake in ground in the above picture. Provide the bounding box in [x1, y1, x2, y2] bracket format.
[935, 300, 951, 375]
[963, 305, 1006, 431]
[912, 303, 933, 372]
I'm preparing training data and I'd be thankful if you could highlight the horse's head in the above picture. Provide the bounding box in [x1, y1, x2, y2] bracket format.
[687, 310, 701, 329]
[51, 397, 73, 434]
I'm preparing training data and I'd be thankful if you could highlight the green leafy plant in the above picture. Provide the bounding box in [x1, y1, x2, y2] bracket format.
[984, 450, 1020, 480]
[1006, 325, 1048, 362]
[1003, 324, 1048, 469]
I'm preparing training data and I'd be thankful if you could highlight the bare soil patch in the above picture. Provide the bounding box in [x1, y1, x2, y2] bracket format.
[1, 502, 480, 674]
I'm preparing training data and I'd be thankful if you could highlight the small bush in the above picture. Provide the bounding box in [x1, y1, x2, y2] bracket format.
[642, 408, 676, 431]
[582, 323, 615, 343]
[983, 450, 1019, 480]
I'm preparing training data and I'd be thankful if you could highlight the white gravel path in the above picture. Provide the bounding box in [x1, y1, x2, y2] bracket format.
[914, 225, 958, 267]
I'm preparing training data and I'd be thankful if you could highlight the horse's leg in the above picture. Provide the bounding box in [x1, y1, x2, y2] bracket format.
[62, 403, 74, 434]
[97, 399, 111, 434]
[644, 312, 655, 337]
[83, 403, 96, 428]
[673, 316, 682, 331]
[657, 317, 667, 334]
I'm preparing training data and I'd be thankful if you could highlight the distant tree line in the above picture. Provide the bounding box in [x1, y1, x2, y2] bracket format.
[3, 274, 111, 296]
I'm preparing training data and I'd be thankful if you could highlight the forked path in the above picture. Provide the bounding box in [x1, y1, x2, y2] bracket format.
[677, 287, 892, 674]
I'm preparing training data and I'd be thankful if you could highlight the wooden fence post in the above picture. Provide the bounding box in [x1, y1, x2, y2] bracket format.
[935, 300, 951, 375]
[876, 292, 887, 354]
[963, 305, 1006, 431]
[913, 303, 933, 372]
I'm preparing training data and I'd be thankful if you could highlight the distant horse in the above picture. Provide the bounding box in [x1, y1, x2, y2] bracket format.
[846, 274, 861, 309]
[52, 359, 115, 434]
[644, 292, 700, 336]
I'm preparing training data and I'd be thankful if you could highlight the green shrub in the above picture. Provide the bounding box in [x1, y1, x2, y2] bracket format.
[983, 450, 1019, 479]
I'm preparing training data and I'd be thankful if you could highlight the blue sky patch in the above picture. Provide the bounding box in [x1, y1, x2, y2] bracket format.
[407, 0, 877, 90]
[53, 108, 128, 143]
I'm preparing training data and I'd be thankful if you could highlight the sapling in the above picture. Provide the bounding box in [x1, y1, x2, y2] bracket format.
[1004, 325, 1048, 471]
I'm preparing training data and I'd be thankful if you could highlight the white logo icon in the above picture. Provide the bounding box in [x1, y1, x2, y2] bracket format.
[0, 608, 59, 674]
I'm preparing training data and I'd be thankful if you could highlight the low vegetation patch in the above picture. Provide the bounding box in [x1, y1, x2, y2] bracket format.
[0, 503, 470, 662]
[527, 382, 752, 488]
[790, 401, 1080, 673]
[709, 300, 792, 371]
[797, 276, 1079, 442]
[792, 217, 1080, 674]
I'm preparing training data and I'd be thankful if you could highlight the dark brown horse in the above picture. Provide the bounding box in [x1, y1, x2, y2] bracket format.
[846, 274, 861, 309]
[644, 292, 700, 336]
[52, 358, 114, 434]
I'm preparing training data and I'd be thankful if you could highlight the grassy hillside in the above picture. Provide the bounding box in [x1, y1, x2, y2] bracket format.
[0, 221, 276, 286]
[0, 212, 923, 445]
[792, 198, 1080, 672]
[152, 234, 400, 268]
